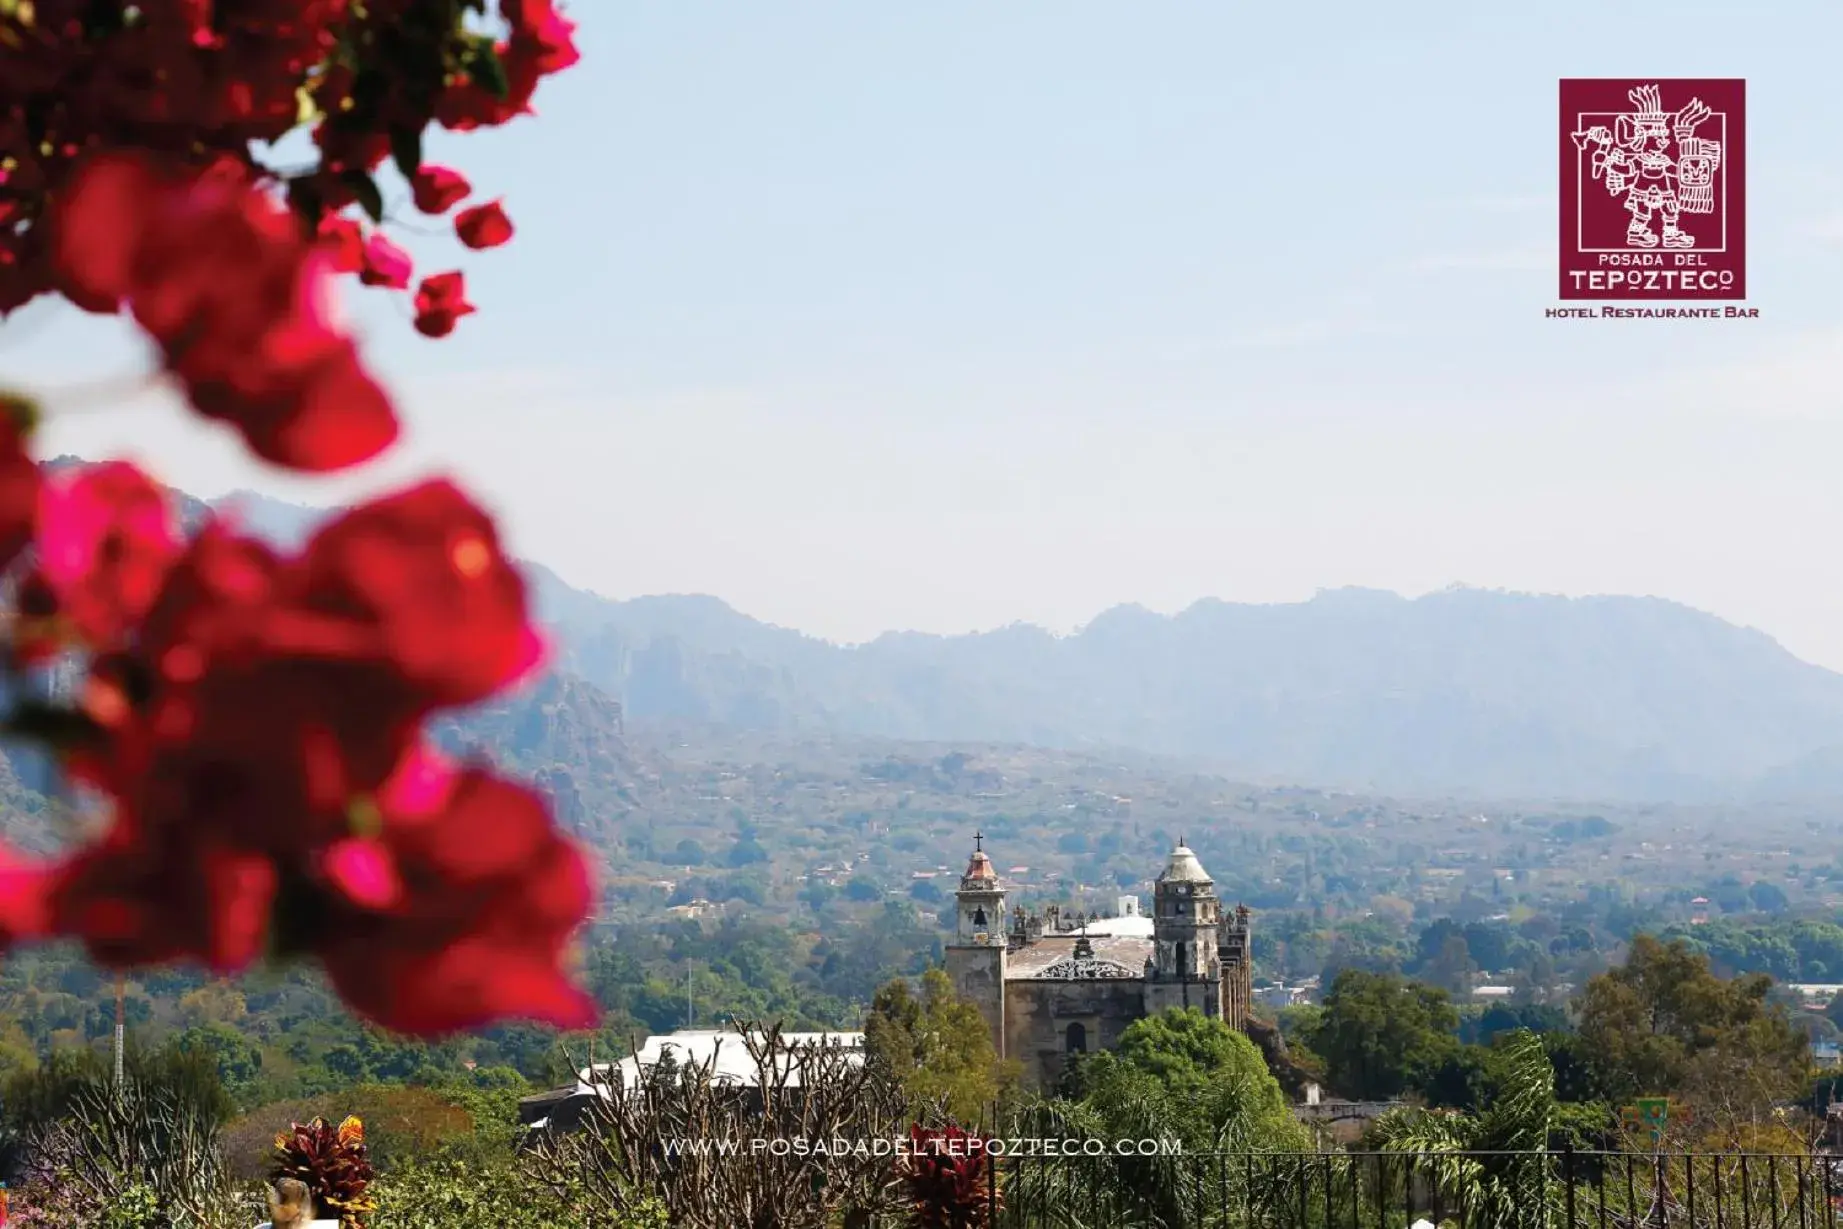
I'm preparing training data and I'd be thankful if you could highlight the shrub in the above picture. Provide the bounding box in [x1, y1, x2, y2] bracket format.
[371, 1155, 666, 1229]
[903, 1124, 996, 1229]
[272, 1117, 375, 1229]
[225, 1086, 474, 1179]
[7, 1069, 245, 1228]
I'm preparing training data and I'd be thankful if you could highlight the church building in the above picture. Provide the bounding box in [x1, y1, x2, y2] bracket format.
[943, 834, 1254, 1089]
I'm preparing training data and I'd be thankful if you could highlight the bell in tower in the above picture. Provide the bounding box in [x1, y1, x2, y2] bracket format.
[953, 831, 1005, 946]
[944, 832, 1008, 1058]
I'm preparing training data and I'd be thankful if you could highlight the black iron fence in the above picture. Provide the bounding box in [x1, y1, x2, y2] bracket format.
[981, 1149, 1843, 1229]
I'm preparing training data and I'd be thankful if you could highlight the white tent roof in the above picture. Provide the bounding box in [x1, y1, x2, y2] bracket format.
[576, 1028, 866, 1096]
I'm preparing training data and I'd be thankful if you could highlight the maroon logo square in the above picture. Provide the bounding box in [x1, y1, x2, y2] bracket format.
[1559, 79, 1745, 300]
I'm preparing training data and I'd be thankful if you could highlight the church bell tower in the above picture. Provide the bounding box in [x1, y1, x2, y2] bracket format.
[1143, 839, 1224, 1018]
[944, 832, 1006, 1056]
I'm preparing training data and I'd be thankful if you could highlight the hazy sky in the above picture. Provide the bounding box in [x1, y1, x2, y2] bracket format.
[13, 2, 1843, 666]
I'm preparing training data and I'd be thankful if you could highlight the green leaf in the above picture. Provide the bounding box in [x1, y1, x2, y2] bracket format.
[390, 126, 424, 181]
[0, 389, 40, 435]
[468, 40, 510, 100]
[2, 701, 103, 753]
[286, 175, 326, 227]
[347, 67, 390, 127]
[342, 169, 385, 224]
[83, 0, 128, 36]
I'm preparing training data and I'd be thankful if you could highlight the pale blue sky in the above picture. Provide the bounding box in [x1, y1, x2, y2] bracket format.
[12, 2, 1843, 664]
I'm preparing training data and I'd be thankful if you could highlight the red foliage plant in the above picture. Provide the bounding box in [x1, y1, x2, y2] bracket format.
[904, 1124, 999, 1229]
[0, 0, 597, 1040]
[273, 1115, 375, 1228]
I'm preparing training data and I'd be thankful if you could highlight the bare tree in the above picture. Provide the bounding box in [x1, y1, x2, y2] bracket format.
[524, 1020, 932, 1229]
[19, 1076, 252, 1228]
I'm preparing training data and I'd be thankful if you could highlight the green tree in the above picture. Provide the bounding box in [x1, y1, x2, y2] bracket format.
[1460, 1002, 1570, 1047]
[173, 1023, 264, 1103]
[1013, 1010, 1306, 1227]
[1825, 990, 1843, 1033]
[1575, 934, 1811, 1126]
[726, 836, 769, 867]
[1079, 1009, 1300, 1139]
[1108, 1006, 1283, 1103]
[863, 968, 1013, 1121]
[1370, 1031, 1561, 1225]
[1301, 969, 1460, 1100]
[1748, 881, 1790, 914]
[1422, 934, 1480, 995]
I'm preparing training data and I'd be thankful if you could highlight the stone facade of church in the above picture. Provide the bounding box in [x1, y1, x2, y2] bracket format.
[943, 836, 1254, 1089]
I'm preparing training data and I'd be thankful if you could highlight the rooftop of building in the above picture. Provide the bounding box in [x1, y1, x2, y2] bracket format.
[1006, 933, 1153, 981]
[572, 1028, 866, 1095]
[1072, 913, 1155, 939]
[953, 835, 1248, 953]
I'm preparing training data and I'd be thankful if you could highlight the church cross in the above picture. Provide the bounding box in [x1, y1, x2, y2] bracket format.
[974, 830, 984, 852]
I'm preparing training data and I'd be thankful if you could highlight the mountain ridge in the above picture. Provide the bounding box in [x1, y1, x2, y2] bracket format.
[39, 463, 1843, 803]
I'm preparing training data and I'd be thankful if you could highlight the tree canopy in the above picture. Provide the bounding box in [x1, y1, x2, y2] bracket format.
[1064, 1009, 1303, 1151]
[863, 968, 1014, 1121]
[1298, 969, 1461, 1100]
[1575, 934, 1811, 1128]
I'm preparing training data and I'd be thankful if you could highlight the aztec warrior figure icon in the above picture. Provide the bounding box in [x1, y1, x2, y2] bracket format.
[1572, 84, 1720, 249]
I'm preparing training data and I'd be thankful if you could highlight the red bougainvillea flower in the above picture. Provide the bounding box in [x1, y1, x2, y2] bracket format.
[318, 216, 366, 276]
[34, 461, 181, 649]
[50, 738, 593, 1030]
[309, 122, 392, 205]
[505, 0, 584, 76]
[0, 844, 55, 948]
[0, 395, 42, 572]
[436, 3, 579, 131]
[323, 837, 404, 910]
[411, 166, 472, 215]
[455, 200, 514, 250]
[436, 52, 537, 131]
[71, 480, 542, 818]
[358, 233, 413, 289]
[318, 749, 598, 1034]
[0, 0, 352, 317]
[51, 824, 282, 972]
[412, 272, 475, 338]
[49, 153, 398, 473]
[34, 482, 581, 1024]
[290, 479, 547, 707]
[0, 0, 598, 1042]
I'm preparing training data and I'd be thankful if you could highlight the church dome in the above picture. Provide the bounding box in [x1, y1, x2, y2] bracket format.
[1157, 843, 1213, 885]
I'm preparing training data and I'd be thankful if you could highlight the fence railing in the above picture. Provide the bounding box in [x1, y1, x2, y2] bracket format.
[983, 1149, 1843, 1229]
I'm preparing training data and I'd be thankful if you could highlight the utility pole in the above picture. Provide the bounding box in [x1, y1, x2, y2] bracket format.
[686, 965, 694, 1029]
[112, 975, 124, 1090]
